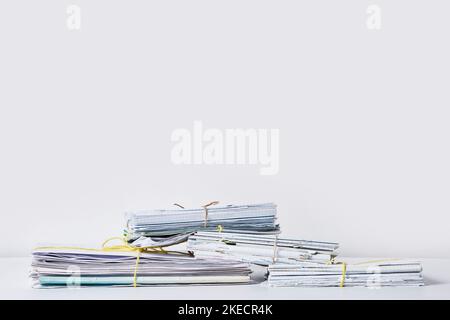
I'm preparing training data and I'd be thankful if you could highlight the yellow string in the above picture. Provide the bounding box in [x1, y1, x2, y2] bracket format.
[35, 237, 173, 288]
[333, 258, 401, 287]
[133, 252, 140, 288]
[217, 225, 223, 232]
[339, 262, 347, 288]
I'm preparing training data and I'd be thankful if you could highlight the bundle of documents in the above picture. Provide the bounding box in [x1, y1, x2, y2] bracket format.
[30, 198, 427, 289]
[30, 248, 252, 288]
[186, 231, 339, 266]
[267, 260, 424, 287]
[126, 203, 279, 247]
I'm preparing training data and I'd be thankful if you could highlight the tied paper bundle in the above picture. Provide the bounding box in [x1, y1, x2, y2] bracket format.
[31, 248, 252, 288]
[126, 203, 279, 248]
[268, 260, 424, 287]
[186, 231, 339, 266]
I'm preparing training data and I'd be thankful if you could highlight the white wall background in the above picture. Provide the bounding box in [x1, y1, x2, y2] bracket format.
[1, 1, 449, 258]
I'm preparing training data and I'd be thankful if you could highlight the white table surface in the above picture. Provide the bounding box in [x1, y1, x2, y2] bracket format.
[1, 257, 449, 300]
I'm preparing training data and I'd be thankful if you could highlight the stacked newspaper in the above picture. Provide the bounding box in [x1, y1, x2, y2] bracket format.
[31, 248, 252, 288]
[187, 231, 339, 266]
[126, 203, 279, 247]
[268, 260, 424, 287]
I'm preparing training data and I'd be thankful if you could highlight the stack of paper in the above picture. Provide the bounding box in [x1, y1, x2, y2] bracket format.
[126, 203, 279, 247]
[187, 231, 339, 266]
[267, 260, 424, 287]
[31, 248, 252, 288]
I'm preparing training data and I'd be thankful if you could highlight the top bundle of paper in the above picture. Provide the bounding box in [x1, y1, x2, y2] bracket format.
[187, 231, 339, 266]
[126, 203, 279, 247]
[267, 260, 424, 287]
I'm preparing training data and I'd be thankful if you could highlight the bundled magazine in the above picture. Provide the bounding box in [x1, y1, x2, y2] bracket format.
[187, 231, 339, 266]
[268, 260, 424, 287]
[31, 248, 252, 288]
[126, 203, 279, 248]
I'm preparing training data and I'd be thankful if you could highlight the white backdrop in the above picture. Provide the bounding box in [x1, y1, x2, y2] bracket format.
[1, 1, 449, 258]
